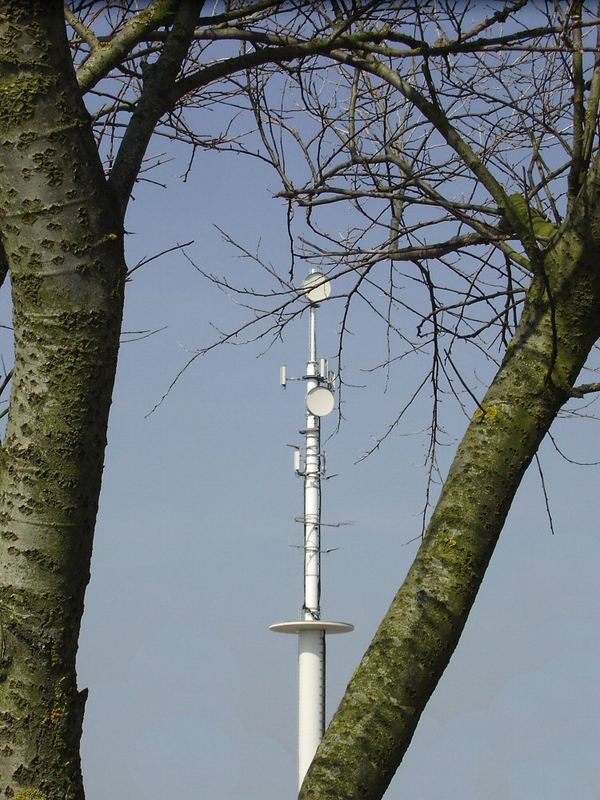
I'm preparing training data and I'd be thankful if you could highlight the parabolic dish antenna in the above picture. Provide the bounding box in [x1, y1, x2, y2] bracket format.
[306, 386, 335, 416]
[301, 272, 331, 303]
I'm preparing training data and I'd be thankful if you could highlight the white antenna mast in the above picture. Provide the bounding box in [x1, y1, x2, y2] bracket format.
[270, 270, 353, 790]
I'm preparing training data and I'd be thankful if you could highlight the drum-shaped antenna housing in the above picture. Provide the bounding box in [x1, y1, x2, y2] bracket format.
[306, 385, 335, 416]
[301, 272, 331, 303]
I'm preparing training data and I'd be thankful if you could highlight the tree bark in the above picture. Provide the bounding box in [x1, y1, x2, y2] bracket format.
[301, 188, 600, 799]
[0, 3, 125, 798]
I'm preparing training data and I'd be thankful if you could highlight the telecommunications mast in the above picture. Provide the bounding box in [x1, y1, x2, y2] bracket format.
[270, 271, 353, 790]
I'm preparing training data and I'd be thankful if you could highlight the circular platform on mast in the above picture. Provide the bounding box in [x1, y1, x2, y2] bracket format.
[270, 620, 353, 634]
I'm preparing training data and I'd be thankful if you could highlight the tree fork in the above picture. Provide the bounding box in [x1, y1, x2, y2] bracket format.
[0, 2, 125, 797]
[301, 192, 600, 799]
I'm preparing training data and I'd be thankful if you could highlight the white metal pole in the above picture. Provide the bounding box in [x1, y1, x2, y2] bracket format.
[270, 271, 352, 794]
[304, 304, 321, 621]
[298, 302, 325, 787]
[297, 629, 324, 787]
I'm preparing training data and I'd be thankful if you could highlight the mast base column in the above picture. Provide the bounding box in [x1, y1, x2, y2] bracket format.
[270, 620, 353, 788]
[298, 627, 324, 787]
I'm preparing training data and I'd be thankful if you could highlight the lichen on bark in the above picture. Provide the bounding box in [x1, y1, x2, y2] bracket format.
[14, 790, 48, 800]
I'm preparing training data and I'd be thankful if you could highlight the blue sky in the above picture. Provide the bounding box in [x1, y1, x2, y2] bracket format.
[74, 111, 600, 798]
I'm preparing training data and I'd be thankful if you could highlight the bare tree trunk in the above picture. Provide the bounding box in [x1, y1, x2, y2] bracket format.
[0, 3, 125, 797]
[301, 206, 600, 799]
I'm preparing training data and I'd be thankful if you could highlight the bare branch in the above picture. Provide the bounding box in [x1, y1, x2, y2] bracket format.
[75, 0, 181, 92]
[108, 0, 202, 211]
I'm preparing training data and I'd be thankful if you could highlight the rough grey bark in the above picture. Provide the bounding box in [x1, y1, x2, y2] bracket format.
[0, 2, 125, 798]
[301, 184, 600, 799]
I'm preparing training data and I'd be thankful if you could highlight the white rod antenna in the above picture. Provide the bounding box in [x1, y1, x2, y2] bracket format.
[271, 271, 353, 790]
